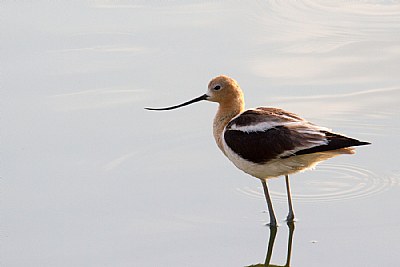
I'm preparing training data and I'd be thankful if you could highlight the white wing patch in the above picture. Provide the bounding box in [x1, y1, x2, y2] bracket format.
[230, 121, 278, 132]
[230, 119, 330, 134]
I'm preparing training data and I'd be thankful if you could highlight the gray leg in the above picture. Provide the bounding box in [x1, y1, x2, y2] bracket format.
[261, 179, 278, 227]
[285, 175, 295, 222]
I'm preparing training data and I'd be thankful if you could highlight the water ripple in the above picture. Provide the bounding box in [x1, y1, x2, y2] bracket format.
[250, 0, 400, 83]
[237, 163, 400, 203]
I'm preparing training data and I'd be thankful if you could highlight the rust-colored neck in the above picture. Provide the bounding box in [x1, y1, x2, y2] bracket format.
[213, 98, 245, 154]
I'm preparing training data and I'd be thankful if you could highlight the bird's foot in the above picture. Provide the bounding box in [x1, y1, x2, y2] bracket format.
[265, 217, 279, 227]
[286, 213, 296, 223]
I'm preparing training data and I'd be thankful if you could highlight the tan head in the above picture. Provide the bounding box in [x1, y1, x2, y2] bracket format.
[145, 75, 245, 111]
[206, 75, 244, 106]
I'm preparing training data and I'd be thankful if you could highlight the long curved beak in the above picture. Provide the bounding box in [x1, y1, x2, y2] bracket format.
[145, 94, 209, 111]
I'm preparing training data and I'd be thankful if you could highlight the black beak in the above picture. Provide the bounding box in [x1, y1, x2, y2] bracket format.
[145, 94, 209, 111]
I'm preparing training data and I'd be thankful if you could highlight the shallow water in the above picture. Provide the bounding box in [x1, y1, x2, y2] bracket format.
[2, 1, 400, 266]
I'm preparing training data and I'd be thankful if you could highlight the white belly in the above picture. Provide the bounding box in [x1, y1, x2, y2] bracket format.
[222, 140, 350, 179]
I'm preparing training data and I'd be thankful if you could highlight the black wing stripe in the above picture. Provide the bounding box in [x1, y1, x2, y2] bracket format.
[284, 131, 370, 157]
[224, 126, 296, 164]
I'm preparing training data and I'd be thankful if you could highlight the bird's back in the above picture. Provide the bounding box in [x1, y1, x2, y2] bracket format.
[221, 107, 370, 178]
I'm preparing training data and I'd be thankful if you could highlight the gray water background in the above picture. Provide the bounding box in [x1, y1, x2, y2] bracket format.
[2, 1, 400, 266]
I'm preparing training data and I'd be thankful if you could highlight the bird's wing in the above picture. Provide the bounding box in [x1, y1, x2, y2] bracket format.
[224, 107, 367, 164]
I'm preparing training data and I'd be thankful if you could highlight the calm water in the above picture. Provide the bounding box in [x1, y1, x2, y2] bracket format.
[2, 1, 400, 266]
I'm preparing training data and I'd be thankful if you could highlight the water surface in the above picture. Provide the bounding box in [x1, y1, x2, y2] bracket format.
[2, 1, 400, 266]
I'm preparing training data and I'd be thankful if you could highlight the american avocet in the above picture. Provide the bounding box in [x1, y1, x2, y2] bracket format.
[146, 75, 370, 227]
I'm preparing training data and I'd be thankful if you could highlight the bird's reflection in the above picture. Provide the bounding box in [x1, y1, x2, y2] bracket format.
[247, 222, 295, 267]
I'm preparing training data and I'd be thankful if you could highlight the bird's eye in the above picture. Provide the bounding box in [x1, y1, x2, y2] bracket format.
[213, 85, 221, 91]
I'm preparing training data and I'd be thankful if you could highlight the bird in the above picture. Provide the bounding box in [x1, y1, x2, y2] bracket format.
[145, 75, 370, 227]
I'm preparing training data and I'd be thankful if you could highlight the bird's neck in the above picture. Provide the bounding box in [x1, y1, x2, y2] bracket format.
[213, 100, 245, 154]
